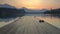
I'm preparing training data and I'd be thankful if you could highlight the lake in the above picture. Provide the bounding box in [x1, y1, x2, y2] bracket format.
[25, 14, 60, 28]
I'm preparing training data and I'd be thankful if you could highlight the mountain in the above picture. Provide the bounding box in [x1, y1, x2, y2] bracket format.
[18, 7, 48, 14]
[0, 4, 25, 18]
[23, 8, 48, 12]
[0, 4, 16, 9]
[23, 7, 47, 12]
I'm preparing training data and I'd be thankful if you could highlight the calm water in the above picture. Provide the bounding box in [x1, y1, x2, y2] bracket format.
[25, 14, 60, 28]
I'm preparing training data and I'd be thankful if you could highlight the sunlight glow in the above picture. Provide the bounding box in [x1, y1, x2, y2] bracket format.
[0, 0, 60, 9]
[21, 0, 40, 9]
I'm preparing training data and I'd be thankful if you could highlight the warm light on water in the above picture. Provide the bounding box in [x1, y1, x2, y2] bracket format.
[36, 16, 60, 28]
[25, 14, 60, 28]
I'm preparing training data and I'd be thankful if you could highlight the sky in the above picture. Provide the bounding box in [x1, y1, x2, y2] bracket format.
[0, 0, 60, 9]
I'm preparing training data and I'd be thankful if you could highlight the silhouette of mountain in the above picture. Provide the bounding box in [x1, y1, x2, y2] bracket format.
[0, 4, 25, 18]
[18, 7, 48, 14]
[0, 4, 16, 9]
[18, 7, 48, 13]
[21, 7, 48, 14]
[24, 8, 48, 12]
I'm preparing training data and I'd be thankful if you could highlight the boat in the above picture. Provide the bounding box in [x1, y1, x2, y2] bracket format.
[39, 20, 45, 22]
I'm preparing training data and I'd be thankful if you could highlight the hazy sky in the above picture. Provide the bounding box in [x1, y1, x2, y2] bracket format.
[0, 0, 60, 9]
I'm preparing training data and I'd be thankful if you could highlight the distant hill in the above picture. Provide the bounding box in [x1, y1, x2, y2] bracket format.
[25, 9, 47, 12]
[24, 8, 48, 14]
[0, 4, 16, 9]
[0, 4, 25, 18]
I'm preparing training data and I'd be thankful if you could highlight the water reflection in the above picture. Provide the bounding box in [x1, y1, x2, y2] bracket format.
[25, 14, 60, 28]
[37, 16, 60, 28]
